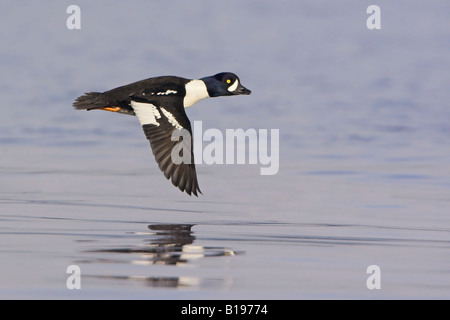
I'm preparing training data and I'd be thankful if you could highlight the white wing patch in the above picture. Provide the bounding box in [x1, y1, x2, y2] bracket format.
[157, 89, 177, 95]
[130, 100, 161, 126]
[228, 79, 239, 92]
[160, 108, 183, 130]
[131, 100, 184, 130]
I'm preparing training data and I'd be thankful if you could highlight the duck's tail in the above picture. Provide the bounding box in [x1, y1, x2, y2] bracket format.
[73, 92, 107, 110]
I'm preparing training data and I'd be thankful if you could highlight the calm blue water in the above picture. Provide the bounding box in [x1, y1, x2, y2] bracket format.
[0, 1, 449, 299]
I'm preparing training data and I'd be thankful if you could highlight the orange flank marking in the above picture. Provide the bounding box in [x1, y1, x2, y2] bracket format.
[101, 107, 121, 112]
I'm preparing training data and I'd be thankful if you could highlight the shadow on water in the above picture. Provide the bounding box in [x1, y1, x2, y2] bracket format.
[79, 224, 240, 289]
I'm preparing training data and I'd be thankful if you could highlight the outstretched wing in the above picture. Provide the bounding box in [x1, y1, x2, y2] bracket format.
[130, 98, 201, 196]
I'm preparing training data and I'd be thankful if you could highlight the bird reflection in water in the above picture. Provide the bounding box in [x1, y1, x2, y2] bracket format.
[82, 224, 238, 289]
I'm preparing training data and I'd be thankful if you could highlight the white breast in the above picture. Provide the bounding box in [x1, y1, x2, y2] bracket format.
[184, 80, 209, 108]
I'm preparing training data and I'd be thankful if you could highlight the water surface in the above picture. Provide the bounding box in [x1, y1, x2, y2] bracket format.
[0, 1, 449, 299]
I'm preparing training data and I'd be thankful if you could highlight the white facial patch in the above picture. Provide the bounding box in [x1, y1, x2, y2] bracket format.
[161, 107, 184, 130]
[184, 80, 209, 108]
[227, 79, 239, 92]
[131, 100, 161, 126]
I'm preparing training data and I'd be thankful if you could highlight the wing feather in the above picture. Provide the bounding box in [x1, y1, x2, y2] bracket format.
[131, 99, 201, 196]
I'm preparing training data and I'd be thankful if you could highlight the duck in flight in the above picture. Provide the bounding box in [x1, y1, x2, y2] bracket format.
[73, 72, 251, 196]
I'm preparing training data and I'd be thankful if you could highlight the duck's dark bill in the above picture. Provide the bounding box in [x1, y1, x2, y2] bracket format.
[235, 84, 251, 95]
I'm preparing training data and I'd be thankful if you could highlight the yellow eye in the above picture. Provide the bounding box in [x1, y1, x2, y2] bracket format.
[226, 79, 231, 84]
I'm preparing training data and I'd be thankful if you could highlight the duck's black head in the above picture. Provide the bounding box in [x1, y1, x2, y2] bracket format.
[201, 72, 251, 97]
